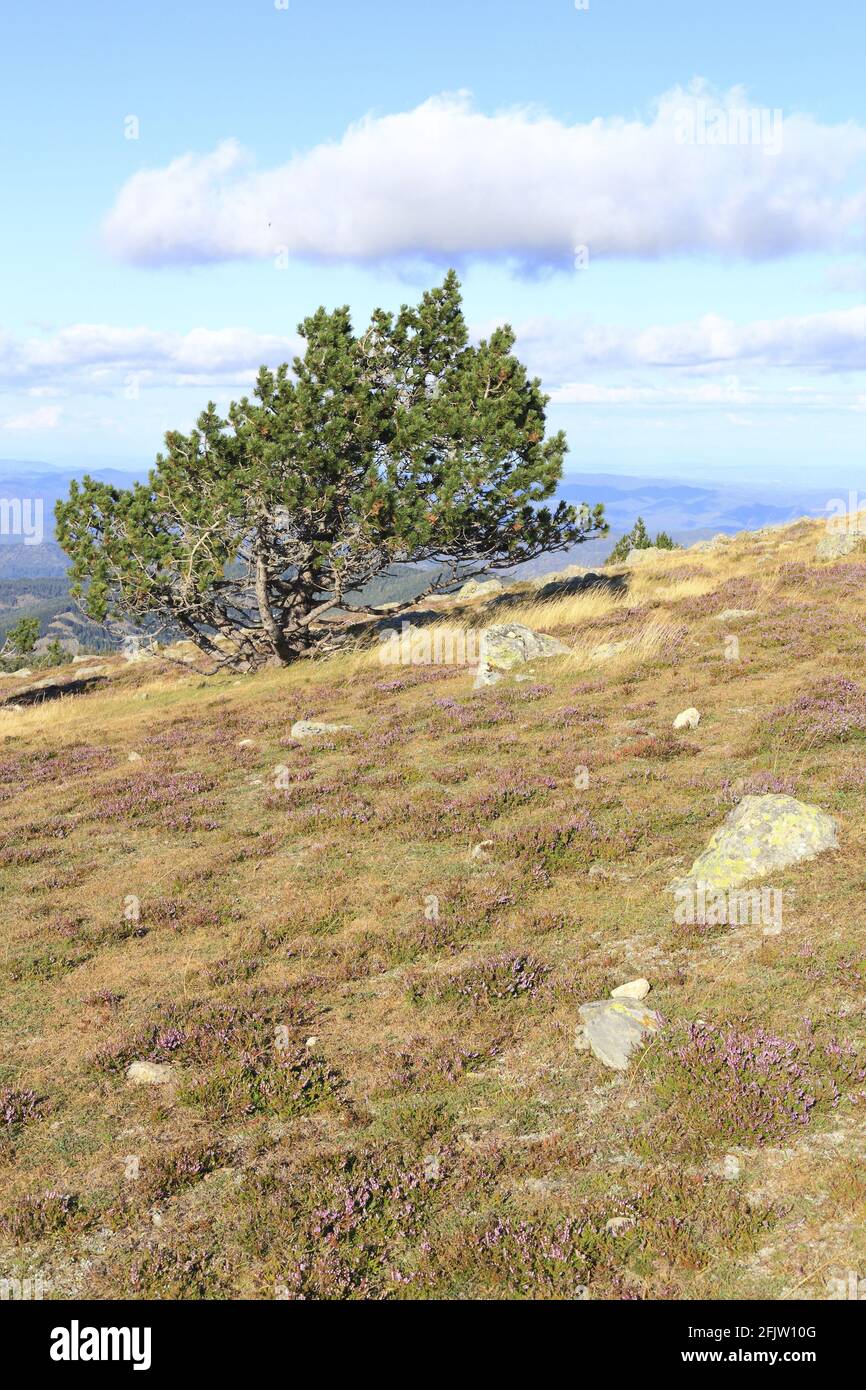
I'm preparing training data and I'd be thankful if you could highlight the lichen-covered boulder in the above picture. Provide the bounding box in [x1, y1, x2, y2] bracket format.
[816, 530, 866, 560]
[473, 623, 570, 688]
[576, 999, 660, 1070]
[669, 793, 838, 893]
[290, 720, 353, 739]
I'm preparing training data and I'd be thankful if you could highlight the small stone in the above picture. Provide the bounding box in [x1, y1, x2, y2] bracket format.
[237, 738, 255, 747]
[305, 1036, 319, 1048]
[128, 752, 142, 762]
[715, 609, 756, 622]
[423, 1155, 441, 1181]
[673, 707, 700, 730]
[722, 1154, 742, 1180]
[126, 1060, 173, 1086]
[611, 978, 650, 1001]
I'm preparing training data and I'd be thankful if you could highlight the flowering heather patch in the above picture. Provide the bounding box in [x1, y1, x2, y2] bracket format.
[782, 941, 866, 990]
[680, 576, 760, 620]
[0, 1086, 43, 1133]
[647, 1021, 866, 1155]
[500, 813, 608, 885]
[179, 1047, 345, 1122]
[557, 704, 606, 727]
[387, 1033, 506, 1088]
[125, 1241, 236, 1300]
[718, 771, 797, 804]
[236, 1145, 452, 1299]
[769, 676, 866, 748]
[89, 996, 311, 1074]
[412, 951, 550, 1008]
[0, 743, 114, 797]
[135, 1143, 224, 1203]
[0, 1190, 78, 1242]
[87, 768, 223, 831]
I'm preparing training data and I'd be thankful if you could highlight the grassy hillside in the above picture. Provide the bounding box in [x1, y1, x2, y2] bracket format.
[2, 517, 866, 1300]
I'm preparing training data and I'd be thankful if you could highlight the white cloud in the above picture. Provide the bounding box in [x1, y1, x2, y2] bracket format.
[0, 325, 302, 391]
[1, 405, 63, 430]
[102, 84, 866, 268]
[515, 305, 866, 379]
[0, 302, 863, 415]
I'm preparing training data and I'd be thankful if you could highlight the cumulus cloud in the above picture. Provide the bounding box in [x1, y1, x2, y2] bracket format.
[102, 85, 866, 268]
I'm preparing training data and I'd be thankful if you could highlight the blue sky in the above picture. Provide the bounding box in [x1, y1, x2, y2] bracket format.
[1, 0, 864, 489]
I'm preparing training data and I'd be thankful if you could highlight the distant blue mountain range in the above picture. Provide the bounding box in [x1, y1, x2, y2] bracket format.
[0, 458, 846, 578]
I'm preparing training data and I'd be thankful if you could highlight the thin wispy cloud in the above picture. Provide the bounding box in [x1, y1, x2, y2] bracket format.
[0, 326, 302, 391]
[102, 84, 866, 269]
[515, 305, 866, 378]
[0, 301, 863, 438]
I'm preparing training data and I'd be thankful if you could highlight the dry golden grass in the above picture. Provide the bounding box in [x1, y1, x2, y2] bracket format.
[2, 514, 866, 1300]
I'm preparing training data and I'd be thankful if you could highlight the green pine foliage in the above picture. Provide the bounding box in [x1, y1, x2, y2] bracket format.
[607, 517, 680, 564]
[55, 273, 606, 669]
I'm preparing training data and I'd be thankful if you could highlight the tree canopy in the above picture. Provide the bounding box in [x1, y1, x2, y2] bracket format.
[56, 272, 606, 668]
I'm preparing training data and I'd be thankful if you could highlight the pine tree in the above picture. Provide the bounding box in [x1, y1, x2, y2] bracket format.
[607, 516, 679, 564]
[56, 273, 606, 668]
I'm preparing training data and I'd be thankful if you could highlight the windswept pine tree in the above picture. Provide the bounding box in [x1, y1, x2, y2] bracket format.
[56, 273, 605, 668]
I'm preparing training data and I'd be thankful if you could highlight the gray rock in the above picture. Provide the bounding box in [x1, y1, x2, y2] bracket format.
[577, 999, 661, 1071]
[669, 793, 838, 893]
[457, 577, 504, 599]
[474, 623, 570, 688]
[586, 639, 631, 666]
[290, 719, 353, 739]
[673, 707, 700, 730]
[623, 546, 663, 566]
[816, 530, 866, 560]
[715, 609, 757, 622]
[126, 1060, 173, 1086]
